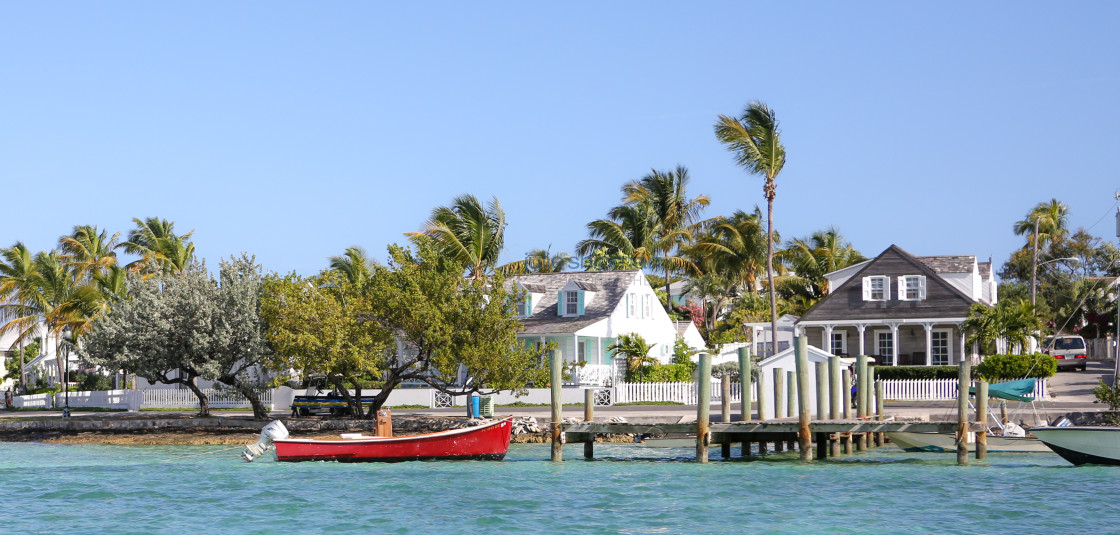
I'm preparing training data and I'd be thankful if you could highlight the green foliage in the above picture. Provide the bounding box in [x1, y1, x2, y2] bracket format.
[74, 372, 112, 391]
[874, 366, 971, 380]
[711, 362, 740, 380]
[629, 363, 694, 383]
[607, 333, 657, 379]
[964, 300, 1043, 355]
[1092, 381, 1120, 425]
[671, 336, 698, 367]
[974, 353, 1056, 381]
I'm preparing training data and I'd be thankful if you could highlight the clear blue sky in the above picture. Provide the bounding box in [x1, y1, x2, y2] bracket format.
[3, 3, 1118, 277]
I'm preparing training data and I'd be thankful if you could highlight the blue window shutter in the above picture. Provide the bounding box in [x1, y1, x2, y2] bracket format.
[625, 294, 631, 317]
[577, 291, 585, 315]
[557, 292, 564, 315]
[523, 295, 532, 316]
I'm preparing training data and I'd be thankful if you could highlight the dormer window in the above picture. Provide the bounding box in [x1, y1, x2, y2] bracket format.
[565, 291, 579, 315]
[898, 275, 926, 301]
[862, 276, 889, 301]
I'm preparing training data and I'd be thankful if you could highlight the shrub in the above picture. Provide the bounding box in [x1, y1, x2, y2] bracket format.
[711, 362, 740, 380]
[974, 353, 1056, 380]
[629, 363, 694, 383]
[874, 366, 968, 380]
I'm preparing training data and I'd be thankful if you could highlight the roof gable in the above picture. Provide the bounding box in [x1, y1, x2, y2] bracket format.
[799, 245, 981, 322]
[506, 270, 641, 333]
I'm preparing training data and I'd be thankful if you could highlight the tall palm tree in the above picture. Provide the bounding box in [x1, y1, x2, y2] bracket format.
[119, 217, 195, 275]
[0, 242, 39, 391]
[577, 203, 659, 264]
[621, 165, 709, 296]
[59, 225, 119, 278]
[407, 195, 506, 281]
[715, 101, 786, 344]
[329, 246, 379, 286]
[499, 247, 573, 275]
[1013, 199, 1070, 306]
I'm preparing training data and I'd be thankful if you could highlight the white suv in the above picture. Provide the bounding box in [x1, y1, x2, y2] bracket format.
[1042, 335, 1088, 371]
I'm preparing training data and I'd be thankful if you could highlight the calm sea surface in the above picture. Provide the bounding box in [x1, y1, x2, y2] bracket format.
[0, 441, 1111, 534]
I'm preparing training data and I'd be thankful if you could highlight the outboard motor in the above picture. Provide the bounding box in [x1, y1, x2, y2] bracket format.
[241, 420, 290, 462]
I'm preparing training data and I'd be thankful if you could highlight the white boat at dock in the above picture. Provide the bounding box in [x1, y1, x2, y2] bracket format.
[888, 431, 1048, 453]
[1030, 426, 1120, 466]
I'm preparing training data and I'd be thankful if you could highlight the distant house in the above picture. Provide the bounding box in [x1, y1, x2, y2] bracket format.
[795, 245, 996, 366]
[0, 321, 71, 389]
[744, 314, 800, 359]
[507, 270, 707, 384]
[756, 344, 855, 419]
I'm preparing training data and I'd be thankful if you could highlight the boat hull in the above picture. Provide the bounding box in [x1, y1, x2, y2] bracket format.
[887, 432, 1049, 453]
[273, 418, 513, 463]
[1030, 426, 1120, 466]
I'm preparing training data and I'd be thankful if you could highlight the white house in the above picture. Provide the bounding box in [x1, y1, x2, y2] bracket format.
[507, 270, 707, 384]
[0, 321, 72, 390]
[744, 314, 800, 359]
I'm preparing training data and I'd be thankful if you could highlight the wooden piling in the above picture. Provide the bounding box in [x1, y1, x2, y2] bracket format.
[875, 379, 886, 446]
[550, 349, 563, 462]
[842, 369, 853, 420]
[773, 368, 785, 420]
[856, 355, 868, 419]
[738, 346, 752, 422]
[816, 361, 829, 421]
[787, 370, 797, 418]
[815, 432, 829, 460]
[829, 355, 842, 420]
[795, 336, 812, 461]
[584, 388, 595, 459]
[956, 359, 971, 465]
[976, 380, 988, 460]
[696, 353, 711, 463]
[721, 374, 732, 459]
[757, 370, 768, 421]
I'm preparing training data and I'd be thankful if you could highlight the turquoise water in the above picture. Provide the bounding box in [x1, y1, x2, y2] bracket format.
[0, 442, 1110, 534]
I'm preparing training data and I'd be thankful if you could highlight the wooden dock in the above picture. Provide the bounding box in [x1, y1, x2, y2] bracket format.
[547, 336, 987, 464]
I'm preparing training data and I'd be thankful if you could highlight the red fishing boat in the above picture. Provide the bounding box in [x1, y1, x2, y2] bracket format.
[269, 417, 514, 463]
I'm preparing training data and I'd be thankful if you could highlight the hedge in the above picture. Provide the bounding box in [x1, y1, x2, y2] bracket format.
[974, 353, 1055, 380]
[874, 366, 966, 380]
[629, 363, 694, 383]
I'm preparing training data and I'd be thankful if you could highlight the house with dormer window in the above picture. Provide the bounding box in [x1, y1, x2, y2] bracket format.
[507, 270, 706, 385]
[795, 245, 997, 366]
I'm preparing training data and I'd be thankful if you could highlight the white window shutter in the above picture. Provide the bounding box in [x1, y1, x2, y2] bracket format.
[919, 276, 927, 300]
[862, 277, 871, 300]
[897, 276, 906, 300]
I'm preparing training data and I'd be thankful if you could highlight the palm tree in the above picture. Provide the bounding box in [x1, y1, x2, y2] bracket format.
[715, 101, 786, 345]
[689, 208, 770, 295]
[407, 195, 506, 281]
[59, 225, 119, 278]
[1013, 199, 1070, 306]
[576, 203, 660, 264]
[329, 246, 378, 286]
[621, 165, 709, 297]
[606, 333, 656, 378]
[499, 247, 573, 275]
[119, 217, 196, 275]
[0, 242, 39, 392]
[778, 227, 866, 312]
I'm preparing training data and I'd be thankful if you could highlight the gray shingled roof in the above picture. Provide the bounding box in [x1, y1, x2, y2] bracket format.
[507, 271, 640, 335]
[918, 255, 975, 273]
[978, 262, 991, 279]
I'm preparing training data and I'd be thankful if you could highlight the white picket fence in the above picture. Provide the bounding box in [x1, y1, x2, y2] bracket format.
[880, 378, 1049, 401]
[614, 380, 748, 405]
[142, 388, 274, 409]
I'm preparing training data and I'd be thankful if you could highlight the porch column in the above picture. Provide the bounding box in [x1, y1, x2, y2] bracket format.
[957, 323, 967, 364]
[923, 323, 935, 366]
[752, 326, 763, 356]
[856, 324, 867, 356]
[822, 325, 834, 354]
[596, 336, 603, 366]
[573, 334, 579, 363]
[888, 323, 900, 366]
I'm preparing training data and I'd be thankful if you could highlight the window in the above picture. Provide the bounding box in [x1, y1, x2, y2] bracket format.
[642, 294, 652, 318]
[627, 292, 637, 317]
[566, 291, 579, 315]
[830, 331, 847, 356]
[898, 275, 926, 301]
[876, 331, 893, 365]
[931, 330, 950, 365]
[862, 276, 889, 301]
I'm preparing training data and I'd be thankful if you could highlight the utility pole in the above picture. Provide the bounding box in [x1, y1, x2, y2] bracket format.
[1031, 217, 1040, 306]
[1114, 197, 1119, 385]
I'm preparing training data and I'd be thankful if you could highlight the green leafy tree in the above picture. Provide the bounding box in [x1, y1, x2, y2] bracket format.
[964, 300, 1044, 356]
[81, 257, 275, 418]
[365, 242, 547, 415]
[621, 165, 709, 296]
[715, 101, 787, 351]
[119, 217, 195, 275]
[261, 271, 391, 418]
[777, 227, 866, 314]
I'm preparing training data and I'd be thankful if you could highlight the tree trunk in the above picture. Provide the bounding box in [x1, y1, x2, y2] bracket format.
[329, 376, 360, 418]
[182, 378, 210, 417]
[220, 375, 269, 420]
[766, 190, 778, 358]
[55, 334, 65, 389]
[367, 377, 399, 418]
[18, 340, 26, 394]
